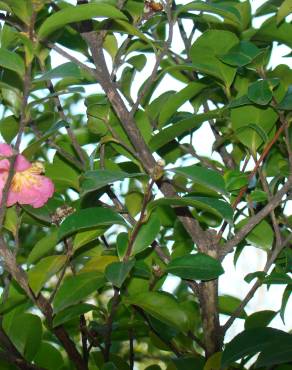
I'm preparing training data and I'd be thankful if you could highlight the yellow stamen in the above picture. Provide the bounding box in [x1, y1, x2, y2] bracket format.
[11, 161, 44, 193]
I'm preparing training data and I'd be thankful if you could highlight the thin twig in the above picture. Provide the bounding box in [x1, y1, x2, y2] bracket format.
[130, 0, 175, 114]
[39, 62, 87, 167]
[220, 176, 292, 258]
[104, 287, 120, 361]
[124, 178, 155, 261]
[222, 233, 292, 333]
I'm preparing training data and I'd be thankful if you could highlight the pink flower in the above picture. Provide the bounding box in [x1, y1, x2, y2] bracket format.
[0, 143, 54, 208]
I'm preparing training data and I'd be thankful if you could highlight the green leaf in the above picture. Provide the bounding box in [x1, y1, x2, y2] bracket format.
[81, 255, 118, 273]
[131, 212, 161, 256]
[80, 170, 143, 196]
[219, 295, 247, 319]
[0, 115, 19, 143]
[53, 272, 105, 313]
[35, 62, 82, 81]
[22, 120, 68, 159]
[58, 207, 125, 240]
[116, 232, 129, 260]
[34, 342, 64, 370]
[166, 253, 224, 281]
[158, 82, 206, 125]
[27, 230, 58, 264]
[148, 196, 233, 223]
[73, 229, 104, 251]
[231, 105, 277, 153]
[169, 165, 226, 195]
[124, 292, 189, 332]
[280, 285, 292, 323]
[219, 41, 261, 67]
[277, 0, 292, 24]
[247, 80, 273, 105]
[3, 313, 42, 361]
[277, 86, 292, 110]
[222, 328, 291, 367]
[38, 3, 127, 39]
[3, 206, 18, 236]
[149, 111, 219, 151]
[28, 255, 67, 295]
[254, 16, 292, 49]
[53, 303, 96, 327]
[245, 310, 277, 330]
[236, 219, 274, 251]
[177, 1, 241, 26]
[190, 30, 238, 87]
[256, 336, 292, 368]
[105, 260, 135, 288]
[0, 48, 25, 76]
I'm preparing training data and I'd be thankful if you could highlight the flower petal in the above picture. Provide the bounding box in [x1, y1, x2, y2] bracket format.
[7, 175, 55, 208]
[15, 155, 31, 172]
[0, 143, 13, 157]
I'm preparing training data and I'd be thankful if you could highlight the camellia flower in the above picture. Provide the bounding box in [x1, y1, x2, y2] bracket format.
[0, 143, 54, 208]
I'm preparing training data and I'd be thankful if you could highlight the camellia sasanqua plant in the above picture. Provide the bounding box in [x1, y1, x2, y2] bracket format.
[0, 0, 291, 369]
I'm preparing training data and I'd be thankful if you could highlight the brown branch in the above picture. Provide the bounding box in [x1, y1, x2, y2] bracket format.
[124, 178, 155, 261]
[38, 62, 87, 167]
[220, 176, 292, 258]
[222, 233, 292, 333]
[130, 0, 175, 114]
[104, 287, 120, 361]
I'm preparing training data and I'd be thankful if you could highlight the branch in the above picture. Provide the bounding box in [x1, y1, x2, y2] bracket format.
[124, 178, 155, 261]
[220, 176, 292, 258]
[130, 0, 175, 114]
[104, 287, 120, 361]
[222, 233, 292, 333]
[39, 62, 87, 168]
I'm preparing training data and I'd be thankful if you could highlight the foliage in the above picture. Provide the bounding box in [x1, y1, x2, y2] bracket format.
[0, 0, 291, 369]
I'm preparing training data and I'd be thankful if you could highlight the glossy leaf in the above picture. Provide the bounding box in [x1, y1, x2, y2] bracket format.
[231, 105, 277, 152]
[34, 342, 64, 370]
[38, 4, 127, 39]
[131, 212, 161, 256]
[148, 196, 233, 223]
[53, 303, 96, 327]
[169, 165, 226, 195]
[80, 255, 118, 273]
[236, 219, 274, 251]
[277, 86, 292, 110]
[124, 292, 189, 332]
[27, 230, 58, 264]
[53, 272, 105, 313]
[28, 255, 67, 295]
[219, 41, 261, 67]
[222, 328, 291, 367]
[248, 80, 273, 105]
[35, 62, 82, 81]
[0, 48, 24, 76]
[245, 310, 277, 330]
[149, 111, 219, 151]
[190, 30, 238, 87]
[178, 2, 241, 26]
[158, 82, 206, 125]
[58, 207, 125, 240]
[166, 253, 224, 281]
[80, 169, 143, 196]
[3, 313, 42, 361]
[105, 260, 135, 288]
[277, 0, 292, 24]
